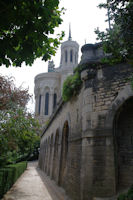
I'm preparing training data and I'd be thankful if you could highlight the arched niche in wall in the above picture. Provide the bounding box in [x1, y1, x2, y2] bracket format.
[48, 134, 53, 176]
[46, 136, 50, 174]
[113, 97, 133, 192]
[44, 87, 50, 115]
[43, 140, 47, 172]
[52, 129, 59, 181]
[44, 139, 48, 172]
[58, 121, 69, 187]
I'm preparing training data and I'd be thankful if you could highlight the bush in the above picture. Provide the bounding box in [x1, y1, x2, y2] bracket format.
[0, 108, 40, 167]
[0, 161, 27, 199]
[62, 71, 82, 102]
[117, 185, 133, 200]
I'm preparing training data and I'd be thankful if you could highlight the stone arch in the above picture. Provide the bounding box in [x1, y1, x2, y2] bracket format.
[105, 85, 133, 129]
[58, 121, 69, 187]
[46, 137, 50, 174]
[48, 134, 53, 176]
[43, 139, 47, 171]
[52, 129, 59, 181]
[38, 141, 43, 170]
[44, 140, 48, 172]
[41, 141, 45, 171]
[113, 97, 133, 192]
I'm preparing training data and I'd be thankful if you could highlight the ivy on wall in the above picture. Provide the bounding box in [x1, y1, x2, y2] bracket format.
[62, 71, 82, 102]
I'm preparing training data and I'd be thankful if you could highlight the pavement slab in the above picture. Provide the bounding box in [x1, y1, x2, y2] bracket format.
[2, 161, 70, 200]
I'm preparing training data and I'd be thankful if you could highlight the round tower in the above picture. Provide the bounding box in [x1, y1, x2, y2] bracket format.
[34, 26, 79, 125]
[59, 25, 79, 70]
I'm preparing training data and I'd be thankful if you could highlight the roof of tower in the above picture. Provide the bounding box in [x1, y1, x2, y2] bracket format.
[61, 25, 79, 49]
[68, 23, 72, 41]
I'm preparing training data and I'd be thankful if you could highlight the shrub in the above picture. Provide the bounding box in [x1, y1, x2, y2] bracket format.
[62, 71, 82, 102]
[0, 161, 27, 199]
[0, 108, 40, 167]
[117, 185, 133, 200]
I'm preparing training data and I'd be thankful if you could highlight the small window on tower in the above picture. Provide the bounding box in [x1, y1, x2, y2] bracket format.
[75, 53, 77, 64]
[38, 95, 41, 115]
[45, 92, 49, 115]
[70, 50, 73, 62]
[53, 93, 57, 109]
[65, 50, 67, 63]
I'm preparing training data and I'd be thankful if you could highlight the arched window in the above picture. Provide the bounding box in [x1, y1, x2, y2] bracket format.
[45, 92, 49, 115]
[59, 121, 69, 186]
[53, 93, 57, 109]
[38, 95, 41, 115]
[70, 49, 73, 62]
[65, 50, 67, 63]
[114, 97, 133, 191]
[75, 53, 77, 64]
[60, 55, 62, 64]
[52, 130, 59, 180]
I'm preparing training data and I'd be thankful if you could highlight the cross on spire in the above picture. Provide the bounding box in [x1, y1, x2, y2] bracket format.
[68, 23, 72, 41]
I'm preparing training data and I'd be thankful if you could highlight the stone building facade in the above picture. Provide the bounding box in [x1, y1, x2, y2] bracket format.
[34, 31, 79, 125]
[38, 43, 133, 200]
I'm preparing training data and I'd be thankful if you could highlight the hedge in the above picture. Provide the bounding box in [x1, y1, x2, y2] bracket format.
[117, 185, 133, 200]
[0, 161, 27, 199]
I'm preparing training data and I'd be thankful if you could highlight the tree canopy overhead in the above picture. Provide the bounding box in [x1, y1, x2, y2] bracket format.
[0, 0, 64, 67]
[95, 0, 133, 64]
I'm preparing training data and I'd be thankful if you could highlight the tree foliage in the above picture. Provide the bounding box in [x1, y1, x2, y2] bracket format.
[95, 0, 133, 64]
[0, 75, 31, 110]
[0, 75, 40, 167]
[0, 108, 40, 167]
[0, 0, 64, 67]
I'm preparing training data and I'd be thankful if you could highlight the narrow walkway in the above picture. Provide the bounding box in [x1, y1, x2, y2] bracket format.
[3, 161, 70, 200]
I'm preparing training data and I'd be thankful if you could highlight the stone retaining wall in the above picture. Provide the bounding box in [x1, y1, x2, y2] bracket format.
[39, 44, 133, 200]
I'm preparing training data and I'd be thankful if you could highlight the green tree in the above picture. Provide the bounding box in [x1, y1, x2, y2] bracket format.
[0, 75, 31, 110]
[95, 0, 133, 64]
[0, 0, 64, 67]
[0, 108, 40, 167]
[0, 75, 40, 167]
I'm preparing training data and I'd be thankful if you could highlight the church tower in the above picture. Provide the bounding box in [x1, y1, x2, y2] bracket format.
[34, 26, 79, 125]
[58, 25, 79, 89]
[59, 25, 79, 70]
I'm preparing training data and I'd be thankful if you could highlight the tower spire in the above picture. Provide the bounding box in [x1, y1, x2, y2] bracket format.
[68, 23, 72, 41]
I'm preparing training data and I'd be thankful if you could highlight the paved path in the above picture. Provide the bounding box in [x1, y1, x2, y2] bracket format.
[3, 161, 70, 200]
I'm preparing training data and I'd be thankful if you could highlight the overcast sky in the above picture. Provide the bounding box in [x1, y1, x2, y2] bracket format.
[0, 0, 107, 112]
